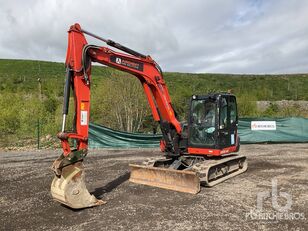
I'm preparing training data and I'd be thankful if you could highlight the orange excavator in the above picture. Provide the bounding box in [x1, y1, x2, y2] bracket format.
[51, 23, 247, 209]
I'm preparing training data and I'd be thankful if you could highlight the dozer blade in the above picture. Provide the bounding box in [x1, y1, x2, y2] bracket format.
[51, 162, 106, 209]
[129, 164, 200, 194]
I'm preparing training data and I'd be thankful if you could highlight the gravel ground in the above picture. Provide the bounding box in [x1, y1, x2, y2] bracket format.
[0, 144, 307, 231]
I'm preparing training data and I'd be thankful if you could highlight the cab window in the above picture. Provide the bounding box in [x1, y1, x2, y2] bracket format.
[229, 96, 237, 124]
[219, 97, 228, 129]
[190, 99, 216, 146]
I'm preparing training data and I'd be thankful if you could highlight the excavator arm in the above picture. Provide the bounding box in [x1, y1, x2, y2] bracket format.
[60, 23, 181, 157]
[51, 23, 184, 208]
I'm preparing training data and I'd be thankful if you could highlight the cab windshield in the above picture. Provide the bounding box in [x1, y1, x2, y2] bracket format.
[190, 99, 216, 146]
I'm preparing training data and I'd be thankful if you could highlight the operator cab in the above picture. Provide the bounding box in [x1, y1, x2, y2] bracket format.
[187, 93, 239, 154]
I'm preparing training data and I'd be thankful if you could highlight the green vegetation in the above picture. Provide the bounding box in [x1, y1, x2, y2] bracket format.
[0, 59, 308, 148]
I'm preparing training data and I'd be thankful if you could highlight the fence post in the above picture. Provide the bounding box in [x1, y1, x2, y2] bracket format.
[37, 118, 40, 149]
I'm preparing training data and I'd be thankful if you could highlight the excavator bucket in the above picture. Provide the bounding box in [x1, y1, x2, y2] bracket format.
[51, 162, 105, 209]
[129, 164, 200, 194]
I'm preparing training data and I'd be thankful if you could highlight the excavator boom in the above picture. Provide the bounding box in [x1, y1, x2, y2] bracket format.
[51, 23, 186, 208]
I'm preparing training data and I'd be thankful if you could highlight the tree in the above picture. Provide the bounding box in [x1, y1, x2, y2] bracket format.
[91, 74, 151, 132]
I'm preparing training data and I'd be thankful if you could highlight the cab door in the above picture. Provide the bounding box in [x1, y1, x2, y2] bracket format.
[187, 96, 218, 149]
[218, 95, 238, 149]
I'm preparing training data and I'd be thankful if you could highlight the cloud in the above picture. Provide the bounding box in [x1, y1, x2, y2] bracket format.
[0, 0, 307, 74]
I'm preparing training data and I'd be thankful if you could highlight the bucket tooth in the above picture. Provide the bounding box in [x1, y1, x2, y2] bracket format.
[129, 164, 200, 194]
[51, 162, 106, 209]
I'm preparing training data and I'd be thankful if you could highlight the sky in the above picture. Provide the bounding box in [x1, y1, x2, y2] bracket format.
[0, 0, 308, 74]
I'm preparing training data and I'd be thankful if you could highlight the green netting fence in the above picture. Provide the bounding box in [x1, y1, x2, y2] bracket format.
[238, 117, 308, 143]
[89, 123, 161, 148]
[89, 117, 308, 148]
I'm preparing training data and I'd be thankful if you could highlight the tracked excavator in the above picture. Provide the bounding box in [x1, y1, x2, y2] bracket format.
[51, 23, 247, 209]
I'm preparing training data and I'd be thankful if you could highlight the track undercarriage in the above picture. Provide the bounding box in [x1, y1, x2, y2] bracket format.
[129, 154, 247, 193]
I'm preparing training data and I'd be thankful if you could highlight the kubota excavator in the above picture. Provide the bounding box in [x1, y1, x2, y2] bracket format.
[51, 23, 247, 209]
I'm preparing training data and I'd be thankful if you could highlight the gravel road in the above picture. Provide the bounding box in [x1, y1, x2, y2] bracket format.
[0, 144, 307, 231]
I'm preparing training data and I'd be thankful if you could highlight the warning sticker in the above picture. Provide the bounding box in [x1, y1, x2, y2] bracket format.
[81, 111, 88, 125]
[81, 103, 85, 110]
[231, 134, 235, 145]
